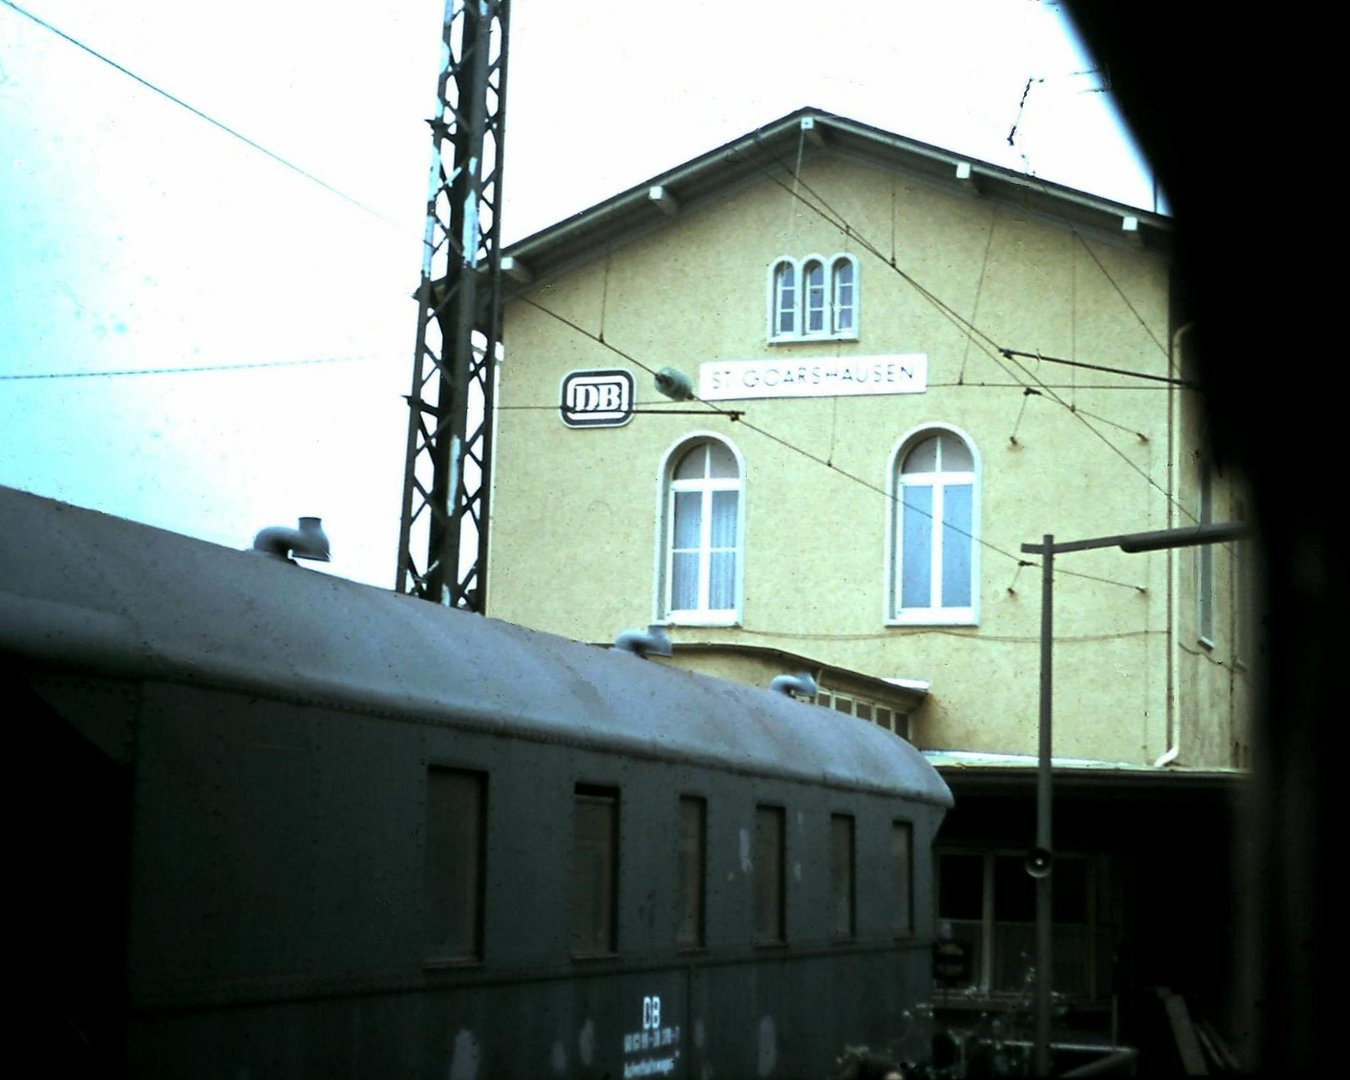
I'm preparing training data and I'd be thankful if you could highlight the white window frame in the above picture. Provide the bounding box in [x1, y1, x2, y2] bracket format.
[770, 259, 798, 338]
[831, 256, 857, 335]
[886, 424, 980, 626]
[766, 254, 860, 343]
[1197, 460, 1215, 648]
[815, 688, 908, 740]
[1233, 499, 1250, 670]
[654, 434, 745, 626]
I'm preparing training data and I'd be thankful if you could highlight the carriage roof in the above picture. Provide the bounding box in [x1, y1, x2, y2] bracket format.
[0, 486, 951, 806]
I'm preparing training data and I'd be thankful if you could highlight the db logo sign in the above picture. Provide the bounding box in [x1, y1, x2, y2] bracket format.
[560, 369, 635, 428]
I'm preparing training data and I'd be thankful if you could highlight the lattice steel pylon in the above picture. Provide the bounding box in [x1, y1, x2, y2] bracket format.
[396, 0, 511, 609]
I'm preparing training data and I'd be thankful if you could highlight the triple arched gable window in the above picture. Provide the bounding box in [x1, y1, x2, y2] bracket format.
[890, 427, 979, 624]
[768, 255, 859, 341]
[659, 436, 744, 625]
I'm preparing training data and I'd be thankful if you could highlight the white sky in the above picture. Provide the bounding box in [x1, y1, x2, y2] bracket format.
[0, 0, 1157, 588]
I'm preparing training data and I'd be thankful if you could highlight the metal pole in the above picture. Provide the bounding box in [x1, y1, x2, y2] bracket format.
[396, 0, 511, 609]
[1015, 520, 1249, 1075]
[1035, 534, 1054, 1076]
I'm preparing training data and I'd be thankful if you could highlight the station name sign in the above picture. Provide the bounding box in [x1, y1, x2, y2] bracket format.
[698, 355, 928, 401]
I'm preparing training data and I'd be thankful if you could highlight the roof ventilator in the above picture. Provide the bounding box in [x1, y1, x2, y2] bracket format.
[251, 517, 331, 562]
[769, 672, 818, 699]
[611, 625, 673, 658]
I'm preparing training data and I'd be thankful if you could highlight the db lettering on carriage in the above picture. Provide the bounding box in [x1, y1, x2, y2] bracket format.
[622, 994, 680, 1076]
[560, 369, 635, 427]
[642, 996, 661, 1029]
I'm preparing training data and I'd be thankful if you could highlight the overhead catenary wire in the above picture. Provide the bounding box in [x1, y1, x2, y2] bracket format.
[2, 0, 398, 226]
[518, 293, 1144, 594]
[8, 0, 1181, 585]
[1070, 222, 1078, 408]
[958, 210, 998, 385]
[499, 403, 741, 419]
[1020, 172, 1175, 370]
[1009, 387, 1041, 446]
[1069, 229, 1172, 367]
[0, 354, 380, 380]
[500, 381, 1169, 407]
[930, 381, 1169, 391]
[1002, 67, 1172, 368]
[1068, 404, 1148, 441]
[1006, 76, 1046, 149]
[742, 134, 1203, 529]
[999, 348, 1193, 388]
[742, 135, 1005, 356]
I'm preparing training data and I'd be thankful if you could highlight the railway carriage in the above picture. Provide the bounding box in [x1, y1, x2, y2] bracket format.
[3, 486, 951, 1078]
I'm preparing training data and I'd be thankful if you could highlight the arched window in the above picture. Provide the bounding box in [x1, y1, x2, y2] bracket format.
[662, 438, 742, 623]
[891, 428, 978, 623]
[804, 259, 826, 334]
[771, 261, 797, 337]
[832, 257, 855, 334]
[767, 254, 859, 341]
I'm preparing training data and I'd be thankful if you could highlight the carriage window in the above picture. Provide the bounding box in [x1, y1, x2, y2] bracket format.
[571, 785, 619, 956]
[425, 767, 486, 962]
[831, 814, 856, 939]
[754, 805, 786, 943]
[677, 796, 707, 948]
[891, 821, 913, 937]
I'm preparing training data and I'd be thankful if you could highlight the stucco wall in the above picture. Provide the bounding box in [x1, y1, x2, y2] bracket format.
[1172, 341, 1258, 768]
[488, 151, 1244, 767]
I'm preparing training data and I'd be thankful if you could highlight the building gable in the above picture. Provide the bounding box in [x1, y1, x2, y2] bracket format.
[487, 107, 1245, 777]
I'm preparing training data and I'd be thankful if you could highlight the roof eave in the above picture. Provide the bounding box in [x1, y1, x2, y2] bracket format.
[497, 106, 1172, 292]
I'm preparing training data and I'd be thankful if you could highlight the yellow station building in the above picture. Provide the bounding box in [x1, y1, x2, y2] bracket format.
[484, 108, 1254, 1061]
